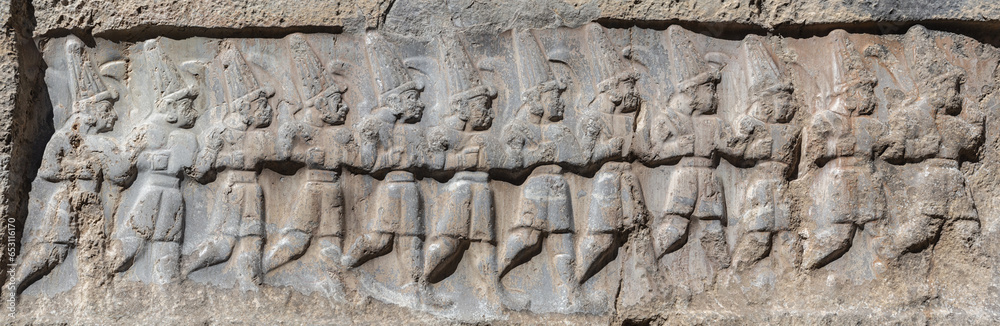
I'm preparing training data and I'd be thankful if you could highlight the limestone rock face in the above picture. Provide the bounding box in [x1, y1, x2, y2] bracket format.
[4, 1, 1000, 325]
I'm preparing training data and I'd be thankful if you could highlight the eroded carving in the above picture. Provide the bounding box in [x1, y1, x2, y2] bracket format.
[14, 23, 999, 321]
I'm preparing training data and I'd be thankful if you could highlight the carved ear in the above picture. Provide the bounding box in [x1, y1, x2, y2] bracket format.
[704, 52, 729, 69]
[100, 61, 127, 80]
[326, 60, 352, 78]
[477, 57, 500, 72]
[547, 48, 572, 66]
[403, 57, 437, 76]
[624, 46, 654, 68]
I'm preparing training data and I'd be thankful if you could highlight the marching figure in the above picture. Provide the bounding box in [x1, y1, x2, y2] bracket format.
[183, 44, 277, 289]
[726, 36, 800, 269]
[635, 26, 733, 268]
[576, 24, 647, 284]
[265, 34, 353, 273]
[877, 26, 983, 259]
[800, 30, 887, 269]
[15, 38, 129, 293]
[342, 31, 434, 305]
[108, 39, 203, 284]
[423, 34, 500, 291]
[498, 29, 580, 306]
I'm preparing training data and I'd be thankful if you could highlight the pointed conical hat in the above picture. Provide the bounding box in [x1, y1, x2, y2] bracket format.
[66, 37, 115, 105]
[288, 33, 345, 107]
[665, 25, 706, 87]
[440, 33, 495, 102]
[219, 47, 261, 102]
[512, 28, 554, 92]
[585, 23, 632, 86]
[366, 31, 421, 101]
[827, 30, 873, 94]
[142, 39, 192, 103]
[903, 25, 961, 91]
[742, 35, 787, 95]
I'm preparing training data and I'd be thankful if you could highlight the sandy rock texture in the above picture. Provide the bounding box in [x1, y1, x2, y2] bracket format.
[3, 0, 1000, 325]
[28, 0, 1000, 38]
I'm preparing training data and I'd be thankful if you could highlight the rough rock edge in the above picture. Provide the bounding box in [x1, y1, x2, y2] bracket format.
[6, 0, 1000, 324]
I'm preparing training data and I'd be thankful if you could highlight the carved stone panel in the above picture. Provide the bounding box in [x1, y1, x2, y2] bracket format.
[8, 23, 999, 323]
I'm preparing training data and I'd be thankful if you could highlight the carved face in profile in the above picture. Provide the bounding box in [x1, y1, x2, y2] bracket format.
[670, 81, 717, 116]
[240, 92, 273, 128]
[833, 80, 875, 116]
[751, 87, 795, 123]
[91, 99, 118, 132]
[541, 87, 565, 122]
[606, 76, 640, 113]
[161, 97, 198, 128]
[314, 90, 349, 125]
[465, 95, 494, 130]
[397, 89, 424, 123]
[922, 73, 963, 115]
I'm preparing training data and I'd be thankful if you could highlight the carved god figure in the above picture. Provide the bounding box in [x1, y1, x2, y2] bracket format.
[423, 34, 500, 294]
[576, 23, 647, 284]
[876, 26, 983, 259]
[636, 26, 734, 267]
[342, 31, 436, 305]
[498, 29, 579, 305]
[800, 30, 888, 269]
[183, 45, 277, 289]
[264, 34, 354, 274]
[107, 39, 203, 284]
[725, 36, 801, 269]
[15, 38, 129, 293]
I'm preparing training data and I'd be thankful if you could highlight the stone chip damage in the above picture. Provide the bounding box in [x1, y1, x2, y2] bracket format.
[3, 0, 1000, 325]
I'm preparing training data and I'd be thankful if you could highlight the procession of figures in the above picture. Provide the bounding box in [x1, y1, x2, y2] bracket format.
[9, 23, 990, 316]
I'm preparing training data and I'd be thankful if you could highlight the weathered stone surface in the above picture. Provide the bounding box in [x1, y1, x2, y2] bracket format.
[29, 0, 1000, 38]
[4, 0, 1000, 325]
[4, 20, 1000, 324]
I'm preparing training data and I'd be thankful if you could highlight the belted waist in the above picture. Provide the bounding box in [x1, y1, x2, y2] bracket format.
[219, 170, 257, 183]
[453, 171, 489, 183]
[144, 172, 181, 187]
[385, 170, 415, 182]
[305, 169, 339, 182]
[678, 156, 713, 167]
[924, 158, 959, 169]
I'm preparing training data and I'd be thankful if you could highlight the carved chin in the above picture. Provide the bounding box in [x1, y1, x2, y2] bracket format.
[618, 93, 641, 112]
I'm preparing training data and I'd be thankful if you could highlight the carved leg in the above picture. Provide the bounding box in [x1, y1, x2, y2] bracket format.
[150, 187, 184, 282]
[653, 214, 689, 258]
[549, 232, 577, 307]
[233, 235, 264, 290]
[423, 236, 461, 282]
[887, 213, 943, 258]
[317, 180, 345, 263]
[182, 234, 236, 275]
[342, 232, 393, 267]
[262, 229, 311, 273]
[316, 235, 343, 264]
[110, 187, 161, 273]
[262, 181, 320, 273]
[108, 234, 144, 273]
[731, 231, 772, 270]
[13, 242, 69, 294]
[185, 181, 242, 275]
[150, 241, 181, 284]
[700, 219, 731, 269]
[498, 227, 542, 277]
[575, 232, 616, 284]
[801, 223, 854, 269]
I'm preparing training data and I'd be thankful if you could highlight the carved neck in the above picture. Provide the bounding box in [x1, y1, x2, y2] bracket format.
[303, 108, 327, 128]
[375, 107, 399, 124]
[444, 115, 466, 131]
